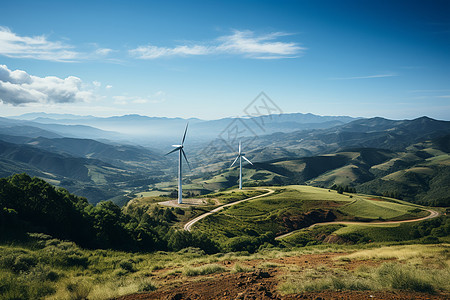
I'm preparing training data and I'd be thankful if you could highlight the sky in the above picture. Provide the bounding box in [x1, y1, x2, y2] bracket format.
[0, 0, 449, 120]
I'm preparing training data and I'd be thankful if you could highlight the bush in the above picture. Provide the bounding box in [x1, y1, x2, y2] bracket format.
[119, 260, 136, 272]
[12, 254, 37, 273]
[421, 236, 440, 244]
[66, 280, 92, 300]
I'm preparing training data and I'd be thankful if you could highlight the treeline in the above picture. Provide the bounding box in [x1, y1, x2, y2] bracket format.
[0, 174, 218, 253]
[330, 184, 356, 194]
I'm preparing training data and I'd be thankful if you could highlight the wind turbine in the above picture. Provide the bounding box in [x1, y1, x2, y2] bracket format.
[166, 123, 190, 204]
[230, 141, 253, 189]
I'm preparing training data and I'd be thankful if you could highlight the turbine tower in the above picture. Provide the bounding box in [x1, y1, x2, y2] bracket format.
[230, 141, 253, 189]
[166, 123, 190, 204]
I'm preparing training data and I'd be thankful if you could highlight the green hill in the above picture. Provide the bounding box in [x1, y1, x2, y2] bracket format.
[191, 185, 430, 250]
[174, 137, 449, 206]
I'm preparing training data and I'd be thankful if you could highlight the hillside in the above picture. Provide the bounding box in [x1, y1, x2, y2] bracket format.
[0, 134, 164, 171]
[1, 115, 449, 207]
[0, 139, 166, 204]
[1, 174, 448, 300]
[245, 116, 450, 160]
[164, 136, 449, 206]
[188, 186, 431, 249]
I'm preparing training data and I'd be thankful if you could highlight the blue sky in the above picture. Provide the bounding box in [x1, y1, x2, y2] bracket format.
[0, 0, 449, 120]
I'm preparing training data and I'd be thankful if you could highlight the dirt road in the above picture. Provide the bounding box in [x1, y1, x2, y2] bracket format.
[184, 188, 275, 231]
[275, 208, 440, 240]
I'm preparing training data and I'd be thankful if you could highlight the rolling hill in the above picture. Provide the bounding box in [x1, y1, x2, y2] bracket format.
[0, 138, 167, 204]
[190, 186, 430, 246]
[0, 134, 164, 171]
[164, 135, 450, 206]
[245, 116, 450, 160]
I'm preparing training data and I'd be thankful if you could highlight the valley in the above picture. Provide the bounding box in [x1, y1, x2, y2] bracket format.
[0, 114, 449, 300]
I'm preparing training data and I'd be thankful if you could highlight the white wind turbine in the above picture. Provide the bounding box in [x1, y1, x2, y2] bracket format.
[166, 123, 190, 204]
[230, 141, 253, 189]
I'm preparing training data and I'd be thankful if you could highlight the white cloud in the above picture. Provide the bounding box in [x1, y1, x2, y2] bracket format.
[93, 81, 101, 87]
[95, 48, 113, 56]
[130, 44, 210, 59]
[0, 27, 115, 62]
[330, 74, 398, 80]
[216, 30, 302, 58]
[113, 91, 166, 105]
[0, 26, 79, 62]
[106, 85, 113, 89]
[0, 64, 94, 105]
[129, 30, 304, 59]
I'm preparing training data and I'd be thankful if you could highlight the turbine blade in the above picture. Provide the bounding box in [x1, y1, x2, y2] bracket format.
[165, 147, 180, 156]
[181, 149, 191, 170]
[230, 156, 239, 167]
[239, 141, 241, 154]
[181, 122, 189, 145]
[242, 156, 253, 165]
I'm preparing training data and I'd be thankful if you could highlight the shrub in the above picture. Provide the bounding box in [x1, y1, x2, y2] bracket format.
[66, 280, 92, 300]
[12, 254, 38, 273]
[231, 263, 252, 273]
[119, 260, 136, 272]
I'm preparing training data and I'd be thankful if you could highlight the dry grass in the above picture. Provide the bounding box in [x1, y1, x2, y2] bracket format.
[337, 244, 450, 262]
[280, 244, 450, 295]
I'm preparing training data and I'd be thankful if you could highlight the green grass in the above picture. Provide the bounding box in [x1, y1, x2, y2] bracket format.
[184, 264, 225, 276]
[135, 190, 171, 197]
[193, 186, 428, 246]
[2, 231, 448, 299]
[231, 263, 253, 273]
[339, 197, 426, 220]
[205, 189, 266, 205]
[0, 234, 179, 300]
[333, 223, 416, 242]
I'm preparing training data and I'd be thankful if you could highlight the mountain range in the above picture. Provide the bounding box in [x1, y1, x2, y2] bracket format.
[0, 113, 449, 206]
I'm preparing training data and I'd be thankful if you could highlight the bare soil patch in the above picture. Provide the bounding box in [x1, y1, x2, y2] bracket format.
[113, 252, 447, 300]
[158, 198, 208, 207]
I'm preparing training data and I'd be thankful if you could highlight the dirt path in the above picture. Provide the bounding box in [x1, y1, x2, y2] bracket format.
[158, 198, 208, 207]
[276, 208, 440, 240]
[184, 188, 275, 232]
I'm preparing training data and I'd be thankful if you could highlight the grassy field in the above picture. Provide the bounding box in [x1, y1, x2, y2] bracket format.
[279, 243, 450, 295]
[1, 232, 448, 300]
[191, 185, 429, 245]
[338, 197, 429, 220]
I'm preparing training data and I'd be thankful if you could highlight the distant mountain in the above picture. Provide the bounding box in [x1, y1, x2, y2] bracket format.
[0, 138, 167, 204]
[8, 112, 95, 120]
[0, 116, 122, 140]
[3, 113, 448, 207]
[0, 134, 164, 171]
[0, 139, 117, 181]
[0, 124, 63, 139]
[248, 116, 450, 158]
[9, 112, 359, 144]
[187, 136, 450, 206]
